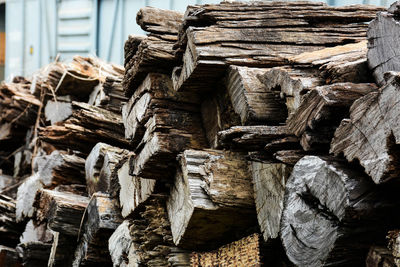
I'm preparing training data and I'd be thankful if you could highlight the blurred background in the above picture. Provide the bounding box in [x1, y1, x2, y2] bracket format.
[1, 0, 390, 81]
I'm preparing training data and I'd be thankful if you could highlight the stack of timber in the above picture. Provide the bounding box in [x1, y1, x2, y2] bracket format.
[4, 1, 400, 267]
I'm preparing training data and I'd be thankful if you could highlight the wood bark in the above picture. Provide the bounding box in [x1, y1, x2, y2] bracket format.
[73, 193, 122, 266]
[47, 232, 76, 267]
[85, 142, 132, 196]
[167, 149, 257, 250]
[367, 2, 400, 86]
[251, 162, 292, 242]
[330, 73, 400, 184]
[366, 246, 396, 267]
[34, 189, 89, 236]
[280, 156, 400, 267]
[287, 82, 376, 151]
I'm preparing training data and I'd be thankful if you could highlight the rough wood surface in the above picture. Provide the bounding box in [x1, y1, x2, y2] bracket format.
[16, 242, 52, 267]
[290, 41, 371, 84]
[226, 66, 287, 125]
[137, 7, 183, 36]
[251, 162, 292, 242]
[281, 156, 400, 267]
[366, 246, 396, 267]
[0, 194, 24, 247]
[167, 149, 257, 250]
[287, 82, 376, 151]
[73, 193, 122, 267]
[330, 73, 400, 184]
[0, 245, 22, 267]
[109, 220, 133, 267]
[47, 232, 76, 267]
[85, 142, 132, 196]
[16, 173, 43, 222]
[367, 2, 400, 86]
[34, 189, 89, 236]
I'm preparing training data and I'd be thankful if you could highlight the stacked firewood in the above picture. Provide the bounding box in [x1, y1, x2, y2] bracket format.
[4, 1, 400, 266]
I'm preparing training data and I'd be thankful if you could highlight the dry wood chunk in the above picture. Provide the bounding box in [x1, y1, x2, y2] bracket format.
[167, 149, 257, 250]
[136, 7, 183, 35]
[281, 156, 400, 267]
[109, 220, 133, 267]
[331, 74, 400, 184]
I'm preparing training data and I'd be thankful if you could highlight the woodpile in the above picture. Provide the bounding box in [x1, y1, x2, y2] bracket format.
[5, 1, 400, 266]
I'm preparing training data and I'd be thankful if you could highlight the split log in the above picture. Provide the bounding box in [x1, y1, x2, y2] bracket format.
[34, 189, 89, 236]
[109, 220, 133, 267]
[136, 7, 182, 36]
[124, 35, 146, 68]
[201, 86, 241, 148]
[122, 73, 199, 145]
[16, 173, 43, 222]
[85, 142, 132, 196]
[251, 162, 292, 242]
[129, 109, 207, 180]
[217, 125, 297, 152]
[16, 242, 52, 267]
[280, 156, 400, 267]
[47, 232, 76, 267]
[173, 2, 381, 93]
[0, 194, 24, 247]
[73, 193, 122, 266]
[367, 2, 400, 86]
[128, 197, 190, 267]
[290, 41, 371, 84]
[32, 150, 86, 186]
[0, 245, 22, 267]
[330, 73, 400, 184]
[287, 82, 376, 151]
[366, 246, 396, 267]
[257, 66, 324, 116]
[167, 149, 257, 250]
[95, 77, 128, 114]
[116, 159, 156, 218]
[226, 66, 287, 125]
[39, 102, 129, 154]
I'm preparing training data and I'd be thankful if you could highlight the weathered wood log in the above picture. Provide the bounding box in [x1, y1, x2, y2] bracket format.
[73, 193, 122, 267]
[366, 246, 396, 267]
[16, 242, 52, 267]
[39, 102, 129, 154]
[85, 142, 132, 196]
[273, 149, 309, 166]
[173, 2, 381, 93]
[47, 232, 76, 267]
[330, 73, 400, 184]
[251, 162, 292, 242]
[217, 125, 297, 152]
[109, 220, 133, 267]
[124, 35, 146, 68]
[167, 149, 257, 250]
[32, 150, 86, 186]
[116, 159, 156, 218]
[122, 73, 199, 145]
[367, 2, 400, 86]
[129, 109, 207, 180]
[94, 76, 128, 114]
[257, 66, 324, 116]
[226, 66, 287, 125]
[201, 86, 241, 148]
[34, 189, 89, 236]
[0, 194, 24, 247]
[287, 82, 376, 151]
[0, 245, 22, 267]
[281, 156, 400, 267]
[44, 100, 73, 125]
[16, 173, 43, 222]
[137, 7, 182, 36]
[290, 41, 371, 84]
[128, 197, 190, 267]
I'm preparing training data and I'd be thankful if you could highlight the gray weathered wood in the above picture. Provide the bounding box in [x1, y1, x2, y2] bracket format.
[281, 156, 400, 267]
[167, 149, 257, 250]
[330, 73, 400, 184]
[108, 220, 133, 267]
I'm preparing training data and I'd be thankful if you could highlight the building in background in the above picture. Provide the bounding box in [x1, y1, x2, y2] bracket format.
[4, 0, 389, 81]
